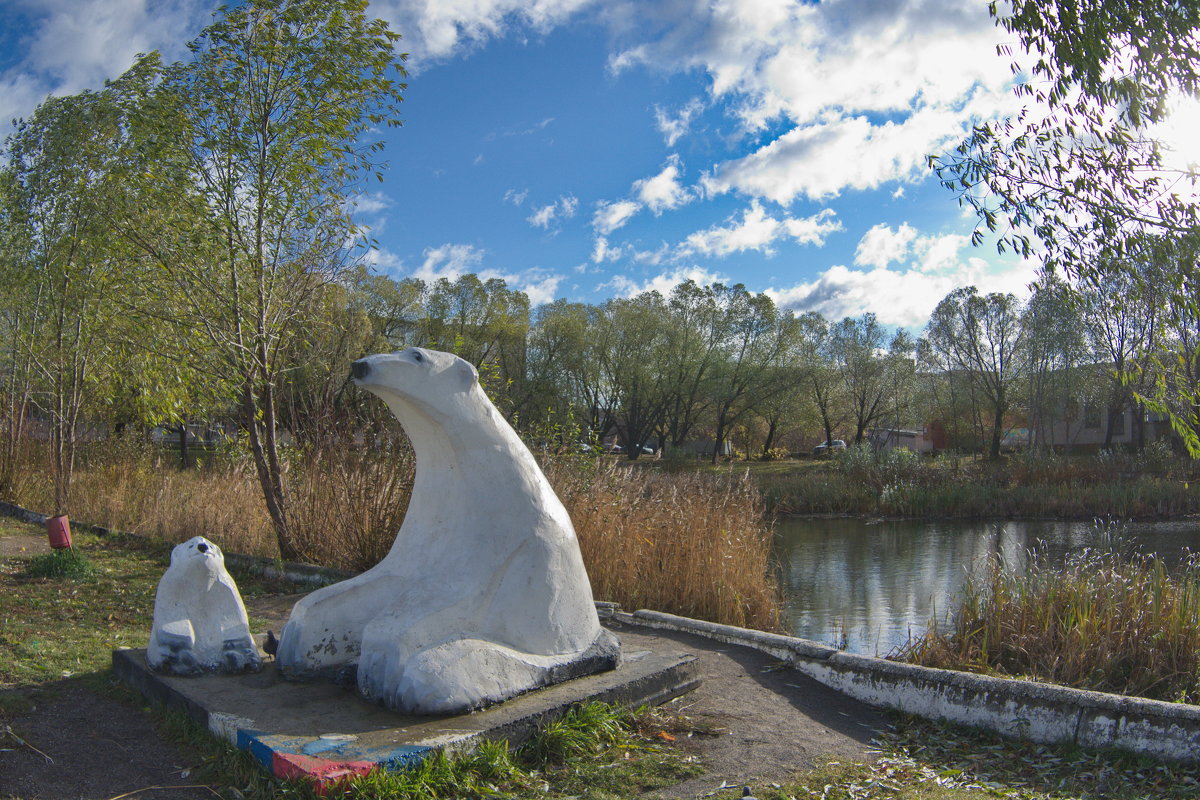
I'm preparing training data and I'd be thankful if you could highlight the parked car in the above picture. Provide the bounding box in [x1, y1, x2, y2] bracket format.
[812, 439, 847, 456]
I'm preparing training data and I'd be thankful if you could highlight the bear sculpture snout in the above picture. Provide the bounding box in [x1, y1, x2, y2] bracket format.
[197, 542, 208, 553]
[351, 359, 370, 381]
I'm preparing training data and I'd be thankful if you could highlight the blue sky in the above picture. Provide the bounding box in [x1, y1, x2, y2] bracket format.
[0, 0, 1048, 328]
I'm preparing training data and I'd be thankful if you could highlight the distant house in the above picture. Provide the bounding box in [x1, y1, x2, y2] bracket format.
[1038, 402, 1174, 450]
[867, 427, 934, 454]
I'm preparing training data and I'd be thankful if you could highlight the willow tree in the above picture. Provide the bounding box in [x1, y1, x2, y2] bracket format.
[932, 0, 1200, 452]
[128, 0, 405, 560]
[924, 287, 1027, 460]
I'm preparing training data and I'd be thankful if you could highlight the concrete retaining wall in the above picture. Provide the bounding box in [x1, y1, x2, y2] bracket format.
[628, 609, 1200, 763]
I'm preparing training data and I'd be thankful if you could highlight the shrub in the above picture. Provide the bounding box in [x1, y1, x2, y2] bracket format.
[23, 549, 94, 579]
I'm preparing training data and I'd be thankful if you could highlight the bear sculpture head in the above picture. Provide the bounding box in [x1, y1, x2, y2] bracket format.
[351, 347, 480, 421]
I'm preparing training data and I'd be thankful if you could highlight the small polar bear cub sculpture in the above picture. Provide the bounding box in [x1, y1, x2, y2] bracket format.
[278, 347, 620, 714]
[147, 536, 262, 676]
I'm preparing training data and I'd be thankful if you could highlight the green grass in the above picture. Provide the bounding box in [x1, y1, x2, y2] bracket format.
[153, 701, 703, 800]
[745, 716, 1200, 800]
[22, 547, 94, 578]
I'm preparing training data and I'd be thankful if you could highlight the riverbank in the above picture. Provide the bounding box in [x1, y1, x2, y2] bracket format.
[5, 519, 1200, 799]
[682, 446, 1200, 520]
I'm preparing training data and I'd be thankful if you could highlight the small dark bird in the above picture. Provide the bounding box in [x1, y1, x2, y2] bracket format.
[264, 630, 279, 659]
[742, 787, 757, 800]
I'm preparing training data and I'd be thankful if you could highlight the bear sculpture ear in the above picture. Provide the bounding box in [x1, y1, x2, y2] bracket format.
[458, 358, 479, 388]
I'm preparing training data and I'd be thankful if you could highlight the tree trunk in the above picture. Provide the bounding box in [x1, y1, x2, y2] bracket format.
[178, 422, 190, 469]
[989, 404, 1004, 460]
[1103, 404, 1121, 449]
[711, 406, 729, 465]
[243, 381, 300, 562]
[762, 419, 778, 457]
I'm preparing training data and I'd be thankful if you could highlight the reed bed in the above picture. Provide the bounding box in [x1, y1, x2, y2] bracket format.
[901, 543, 1200, 702]
[11, 440, 276, 554]
[761, 445, 1200, 519]
[547, 458, 782, 631]
[2, 438, 781, 630]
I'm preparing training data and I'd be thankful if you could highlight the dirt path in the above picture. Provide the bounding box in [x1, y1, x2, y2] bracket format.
[0, 532, 50, 558]
[0, 682, 215, 800]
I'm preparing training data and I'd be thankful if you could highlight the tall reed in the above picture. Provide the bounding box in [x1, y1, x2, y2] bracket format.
[286, 440, 415, 572]
[546, 458, 781, 631]
[902, 541, 1200, 702]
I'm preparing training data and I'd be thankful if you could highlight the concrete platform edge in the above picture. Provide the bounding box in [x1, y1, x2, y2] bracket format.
[114, 641, 699, 788]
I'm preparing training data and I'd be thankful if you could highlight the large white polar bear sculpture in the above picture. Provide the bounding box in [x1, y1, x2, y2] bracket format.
[277, 347, 620, 714]
[147, 536, 262, 675]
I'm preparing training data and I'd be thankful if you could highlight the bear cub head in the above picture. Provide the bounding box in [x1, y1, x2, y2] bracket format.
[171, 536, 224, 572]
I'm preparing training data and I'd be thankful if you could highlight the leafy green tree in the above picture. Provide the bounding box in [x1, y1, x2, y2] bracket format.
[1022, 274, 1087, 450]
[510, 299, 590, 439]
[706, 286, 796, 465]
[0, 60, 164, 509]
[924, 287, 1028, 459]
[830, 314, 889, 445]
[121, 0, 405, 559]
[795, 311, 845, 450]
[597, 293, 674, 460]
[659, 281, 727, 451]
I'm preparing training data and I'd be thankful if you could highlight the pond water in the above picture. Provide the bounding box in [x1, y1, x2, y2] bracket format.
[772, 516, 1200, 656]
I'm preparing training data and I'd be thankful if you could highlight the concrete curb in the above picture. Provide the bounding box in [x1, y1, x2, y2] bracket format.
[628, 609, 1200, 763]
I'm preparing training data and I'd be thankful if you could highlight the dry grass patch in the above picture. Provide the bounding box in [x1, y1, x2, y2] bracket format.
[4, 441, 782, 631]
[551, 458, 781, 631]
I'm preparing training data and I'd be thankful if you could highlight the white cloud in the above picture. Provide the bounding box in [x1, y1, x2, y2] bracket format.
[413, 242, 486, 282]
[527, 194, 578, 229]
[601, 266, 728, 299]
[407, 242, 565, 306]
[679, 201, 841, 258]
[0, 0, 211, 136]
[653, 97, 703, 147]
[592, 199, 640, 234]
[362, 246, 405, 271]
[770, 232, 1038, 327]
[350, 191, 393, 216]
[611, 0, 1017, 203]
[854, 222, 918, 269]
[702, 93, 1007, 203]
[633, 155, 691, 214]
[503, 188, 529, 206]
[516, 270, 565, 306]
[370, 0, 594, 68]
[591, 236, 624, 263]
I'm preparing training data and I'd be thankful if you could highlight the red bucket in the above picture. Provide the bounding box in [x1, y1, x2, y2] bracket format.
[46, 514, 72, 549]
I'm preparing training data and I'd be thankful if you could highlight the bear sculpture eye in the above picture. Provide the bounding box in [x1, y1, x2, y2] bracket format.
[413, 351, 423, 362]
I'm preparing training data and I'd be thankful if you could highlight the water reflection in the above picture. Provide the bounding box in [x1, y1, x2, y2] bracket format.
[772, 517, 1200, 656]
